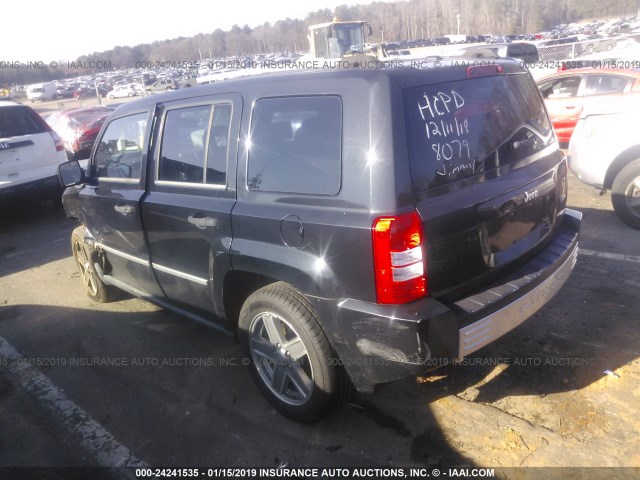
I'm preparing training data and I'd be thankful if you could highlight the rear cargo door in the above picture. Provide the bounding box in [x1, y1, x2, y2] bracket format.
[404, 71, 565, 300]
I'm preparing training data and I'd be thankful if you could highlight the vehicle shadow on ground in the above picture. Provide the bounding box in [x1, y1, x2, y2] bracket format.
[362, 204, 640, 454]
[0, 201, 76, 277]
[0, 303, 472, 469]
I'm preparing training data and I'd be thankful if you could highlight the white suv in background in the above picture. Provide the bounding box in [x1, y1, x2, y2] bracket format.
[0, 100, 68, 204]
[107, 85, 139, 99]
[569, 95, 640, 229]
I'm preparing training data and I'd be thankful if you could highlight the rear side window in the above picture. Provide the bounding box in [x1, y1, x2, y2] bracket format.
[94, 112, 147, 180]
[539, 76, 581, 99]
[158, 105, 210, 184]
[405, 73, 552, 191]
[0, 106, 48, 138]
[584, 74, 627, 95]
[248, 96, 342, 195]
[158, 103, 231, 185]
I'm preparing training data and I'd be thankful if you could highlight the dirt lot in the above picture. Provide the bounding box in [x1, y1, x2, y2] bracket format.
[1, 172, 639, 479]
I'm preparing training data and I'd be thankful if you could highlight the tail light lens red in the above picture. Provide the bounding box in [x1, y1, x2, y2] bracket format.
[372, 211, 428, 304]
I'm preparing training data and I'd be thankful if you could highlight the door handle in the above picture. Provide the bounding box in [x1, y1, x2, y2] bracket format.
[114, 204, 135, 215]
[188, 216, 218, 229]
[564, 105, 575, 109]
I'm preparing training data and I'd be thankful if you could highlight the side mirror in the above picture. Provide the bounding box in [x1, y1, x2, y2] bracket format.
[58, 160, 84, 187]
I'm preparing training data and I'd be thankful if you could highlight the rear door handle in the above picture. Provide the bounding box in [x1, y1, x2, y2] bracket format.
[188, 216, 218, 229]
[114, 205, 135, 215]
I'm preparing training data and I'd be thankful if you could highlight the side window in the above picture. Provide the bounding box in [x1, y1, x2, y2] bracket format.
[584, 75, 627, 95]
[539, 76, 581, 99]
[157, 103, 231, 186]
[94, 112, 147, 180]
[247, 96, 342, 195]
[158, 105, 211, 184]
[313, 29, 328, 58]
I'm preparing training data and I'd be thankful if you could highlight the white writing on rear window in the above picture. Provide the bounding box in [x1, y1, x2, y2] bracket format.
[417, 90, 474, 177]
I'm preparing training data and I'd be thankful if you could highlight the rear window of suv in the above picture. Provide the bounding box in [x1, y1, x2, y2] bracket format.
[0, 105, 48, 138]
[404, 73, 552, 191]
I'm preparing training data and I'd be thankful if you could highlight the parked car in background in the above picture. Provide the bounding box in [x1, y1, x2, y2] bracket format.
[460, 42, 539, 64]
[73, 87, 92, 99]
[0, 101, 68, 204]
[145, 78, 179, 92]
[108, 85, 138, 99]
[575, 35, 618, 56]
[488, 35, 511, 44]
[537, 68, 640, 144]
[569, 95, 640, 228]
[47, 106, 115, 161]
[57, 86, 76, 98]
[432, 37, 451, 45]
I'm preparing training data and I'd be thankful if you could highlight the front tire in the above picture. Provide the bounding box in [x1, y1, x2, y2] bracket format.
[71, 227, 113, 302]
[238, 283, 348, 422]
[611, 159, 640, 229]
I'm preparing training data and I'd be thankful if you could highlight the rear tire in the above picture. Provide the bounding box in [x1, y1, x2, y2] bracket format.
[238, 282, 349, 422]
[71, 227, 113, 302]
[611, 159, 640, 229]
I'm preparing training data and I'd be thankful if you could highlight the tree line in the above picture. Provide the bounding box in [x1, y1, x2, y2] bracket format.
[2, 0, 638, 85]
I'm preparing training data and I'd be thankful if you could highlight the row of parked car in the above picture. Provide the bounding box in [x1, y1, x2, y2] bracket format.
[13, 76, 192, 103]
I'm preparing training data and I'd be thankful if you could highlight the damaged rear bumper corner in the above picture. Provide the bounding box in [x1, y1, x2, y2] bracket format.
[310, 208, 581, 393]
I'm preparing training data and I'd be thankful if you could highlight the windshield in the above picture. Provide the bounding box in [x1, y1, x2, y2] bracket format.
[330, 23, 365, 56]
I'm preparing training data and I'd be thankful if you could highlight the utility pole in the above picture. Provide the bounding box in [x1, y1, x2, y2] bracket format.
[456, 12, 461, 36]
[92, 69, 101, 106]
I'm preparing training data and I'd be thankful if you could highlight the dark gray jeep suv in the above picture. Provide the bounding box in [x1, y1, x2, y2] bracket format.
[59, 60, 581, 421]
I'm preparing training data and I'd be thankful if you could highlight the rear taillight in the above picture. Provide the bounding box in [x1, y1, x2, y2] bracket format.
[372, 211, 428, 304]
[50, 131, 65, 152]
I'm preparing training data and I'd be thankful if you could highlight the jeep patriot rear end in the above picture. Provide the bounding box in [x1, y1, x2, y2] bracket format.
[60, 59, 581, 421]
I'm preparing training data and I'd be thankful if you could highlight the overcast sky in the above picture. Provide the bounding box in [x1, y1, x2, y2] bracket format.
[4, 0, 384, 61]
